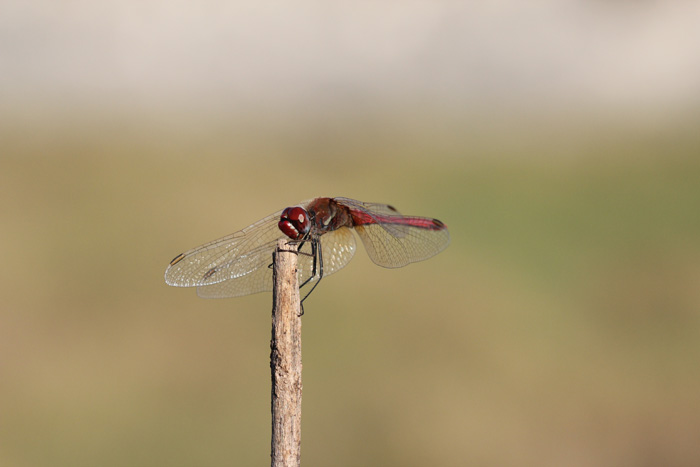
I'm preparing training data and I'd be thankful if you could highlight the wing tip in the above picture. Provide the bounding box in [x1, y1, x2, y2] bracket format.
[432, 218, 447, 230]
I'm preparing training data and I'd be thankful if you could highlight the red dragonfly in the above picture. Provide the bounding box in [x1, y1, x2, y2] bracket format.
[165, 197, 449, 299]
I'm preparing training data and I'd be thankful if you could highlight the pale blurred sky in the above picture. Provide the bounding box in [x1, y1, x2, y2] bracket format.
[2, 0, 700, 118]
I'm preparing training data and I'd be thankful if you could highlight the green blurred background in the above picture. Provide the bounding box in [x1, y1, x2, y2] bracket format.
[2, 2, 700, 466]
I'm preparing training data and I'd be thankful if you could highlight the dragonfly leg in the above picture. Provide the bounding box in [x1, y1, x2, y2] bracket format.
[271, 233, 321, 316]
[297, 237, 317, 291]
[292, 233, 317, 259]
[299, 238, 324, 313]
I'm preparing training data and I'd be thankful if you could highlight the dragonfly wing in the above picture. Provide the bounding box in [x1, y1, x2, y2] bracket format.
[320, 226, 357, 276]
[200, 227, 356, 297]
[195, 243, 277, 298]
[354, 221, 449, 268]
[165, 200, 320, 297]
[296, 226, 357, 285]
[333, 197, 449, 267]
[164, 210, 284, 289]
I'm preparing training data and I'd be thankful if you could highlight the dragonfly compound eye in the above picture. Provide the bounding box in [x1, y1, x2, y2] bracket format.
[278, 207, 310, 240]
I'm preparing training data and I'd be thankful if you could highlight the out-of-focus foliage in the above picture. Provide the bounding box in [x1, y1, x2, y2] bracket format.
[2, 118, 699, 466]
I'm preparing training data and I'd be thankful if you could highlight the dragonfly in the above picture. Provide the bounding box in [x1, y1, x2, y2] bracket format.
[164, 197, 450, 300]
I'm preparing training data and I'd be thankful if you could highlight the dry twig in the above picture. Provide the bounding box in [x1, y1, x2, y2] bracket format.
[270, 239, 302, 467]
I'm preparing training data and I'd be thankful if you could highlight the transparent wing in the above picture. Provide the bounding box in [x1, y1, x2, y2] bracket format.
[354, 222, 449, 268]
[197, 226, 357, 299]
[195, 241, 279, 298]
[298, 226, 356, 285]
[335, 198, 450, 268]
[165, 209, 288, 293]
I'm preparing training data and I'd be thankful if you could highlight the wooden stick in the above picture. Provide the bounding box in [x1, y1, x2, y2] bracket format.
[270, 239, 302, 467]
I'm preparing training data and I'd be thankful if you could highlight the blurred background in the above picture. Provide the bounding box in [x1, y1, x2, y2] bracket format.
[2, 1, 700, 466]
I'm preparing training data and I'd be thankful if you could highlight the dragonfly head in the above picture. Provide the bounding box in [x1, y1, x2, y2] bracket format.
[279, 207, 311, 240]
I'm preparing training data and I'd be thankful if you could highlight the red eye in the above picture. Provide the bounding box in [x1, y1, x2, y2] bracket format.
[278, 207, 310, 240]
